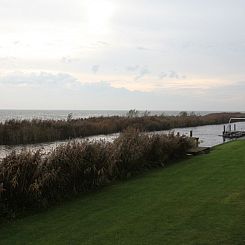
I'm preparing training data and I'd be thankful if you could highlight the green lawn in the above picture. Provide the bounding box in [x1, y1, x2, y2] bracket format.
[1, 141, 245, 245]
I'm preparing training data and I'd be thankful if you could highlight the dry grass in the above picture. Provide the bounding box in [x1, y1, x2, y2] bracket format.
[0, 128, 194, 217]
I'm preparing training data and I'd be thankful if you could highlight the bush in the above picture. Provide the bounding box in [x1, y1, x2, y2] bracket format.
[0, 129, 194, 216]
[112, 128, 149, 178]
[37, 141, 113, 204]
[0, 150, 42, 215]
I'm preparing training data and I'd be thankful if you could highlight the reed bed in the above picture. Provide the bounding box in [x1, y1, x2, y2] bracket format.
[0, 128, 194, 217]
[0, 112, 244, 145]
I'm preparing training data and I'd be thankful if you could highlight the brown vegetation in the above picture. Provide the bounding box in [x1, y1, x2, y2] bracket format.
[0, 112, 244, 146]
[0, 128, 194, 217]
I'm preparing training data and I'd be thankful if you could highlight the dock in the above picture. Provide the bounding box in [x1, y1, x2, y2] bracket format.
[187, 147, 211, 155]
[222, 117, 245, 139]
[223, 131, 245, 139]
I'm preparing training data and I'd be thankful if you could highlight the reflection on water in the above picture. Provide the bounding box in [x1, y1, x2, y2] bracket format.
[1, 122, 245, 159]
[0, 133, 119, 160]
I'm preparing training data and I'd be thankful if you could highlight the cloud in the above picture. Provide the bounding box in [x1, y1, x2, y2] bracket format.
[0, 72, 80, 89]
[169, 71, 179, 79]
[126, 65, 139, 72]
[0, 0, 84, 23]
[137, 46, 151, 51]
[96, 41, 110, 46]
[159, 72, 167, 79]
[159, 71, 187, 80]
[0, 71, 244, 111]
[0, 71, 159, 110]
[0, 56, 17, 63]
[135, 67, 150, 80]
[1, 0, 245, 110]
[91, 65, 100, 74]
[61, 56, 80, 64]
[13, 41, 20, 45]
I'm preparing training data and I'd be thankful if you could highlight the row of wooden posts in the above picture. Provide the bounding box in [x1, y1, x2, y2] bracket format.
[223, 124, 237, 134]
[176, 130, 199, 147]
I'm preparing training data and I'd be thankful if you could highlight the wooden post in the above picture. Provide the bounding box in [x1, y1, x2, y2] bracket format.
[223, 125, 226, 135]
[195, 137, 199, 147]
[190, 130, 193, 137]
[234, 124, 236, 131]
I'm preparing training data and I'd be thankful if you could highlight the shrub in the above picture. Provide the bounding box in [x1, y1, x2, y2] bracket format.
[37, 141, 113, 204]
[112, 128, 149, 178]
[0, 129, 194, 216]
[0, 150, 42, 214]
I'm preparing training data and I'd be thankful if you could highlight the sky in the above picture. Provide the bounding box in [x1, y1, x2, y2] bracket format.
[0, 0, 244, 110]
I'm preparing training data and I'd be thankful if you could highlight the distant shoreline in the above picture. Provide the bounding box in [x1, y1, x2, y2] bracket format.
[0, 112, 244, 146]
[0, 109, 238, 123]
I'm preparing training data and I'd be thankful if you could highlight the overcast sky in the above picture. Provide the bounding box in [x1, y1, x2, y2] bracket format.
[0, 0, 244, 110]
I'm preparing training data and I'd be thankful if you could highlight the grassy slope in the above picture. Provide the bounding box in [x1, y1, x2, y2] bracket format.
[1, 141, 245, 245]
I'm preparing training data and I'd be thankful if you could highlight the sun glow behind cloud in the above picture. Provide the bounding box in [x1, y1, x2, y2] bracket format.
[0, 0, 118, 61]
[85, 0, 117, 35]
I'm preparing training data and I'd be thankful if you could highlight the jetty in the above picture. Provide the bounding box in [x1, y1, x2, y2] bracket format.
[223, 131, 245, 139]
[222, 117, 245, 139]
[186, 133, 211, 155]
[187, 147, 211, 155]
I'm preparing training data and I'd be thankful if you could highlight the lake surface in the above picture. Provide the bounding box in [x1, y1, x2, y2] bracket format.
[1, 121, 245, 159]
[0, 110, 219, 122]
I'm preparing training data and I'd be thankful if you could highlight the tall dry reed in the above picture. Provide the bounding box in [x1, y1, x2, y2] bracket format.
[0, 128, 194, 217]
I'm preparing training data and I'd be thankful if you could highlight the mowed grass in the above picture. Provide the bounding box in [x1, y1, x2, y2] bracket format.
[1, 141, 245, 245]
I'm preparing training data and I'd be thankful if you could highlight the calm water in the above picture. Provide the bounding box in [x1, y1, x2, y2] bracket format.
[1, 122, 245, 159]
[160, 122, 245, 146]
[0, 110, 217, 122]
